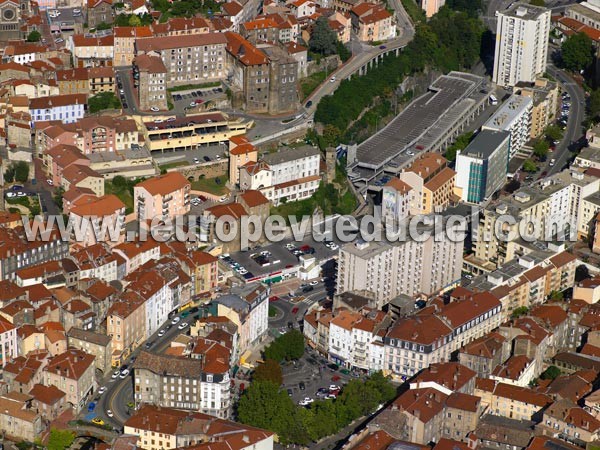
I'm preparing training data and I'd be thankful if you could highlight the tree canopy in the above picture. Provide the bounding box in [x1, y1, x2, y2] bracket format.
[309, 17, 338, 56]
[47, 429, 75, 450]
[540, 365, 561, 380]
[88, 92, 122, 113]
[445, 131, 473, 161]
[529, 0, 545, 6]
[315, 7, 484, 132]
[533, 139, 549, 159]
[523, 160, 538, 173]
[263, 329, 305, 361]
[590, 89, 600, 121]
[545, 125, 563, 142]
[561, 32, 594, 73]
[5, 161, 29, 183]
[447, 0, 482, 16]
[254, 359, 283, 385]
[26, 30, 41, 42]
[238, 372, 397, 445]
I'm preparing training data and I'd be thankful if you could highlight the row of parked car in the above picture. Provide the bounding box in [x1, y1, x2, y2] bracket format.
[218, 254, 255, 279]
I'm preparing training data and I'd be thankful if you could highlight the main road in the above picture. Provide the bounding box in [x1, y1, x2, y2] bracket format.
[92, 312, 197, 428]
[544, 64, 586, 176]
[236, 4, 416, 140]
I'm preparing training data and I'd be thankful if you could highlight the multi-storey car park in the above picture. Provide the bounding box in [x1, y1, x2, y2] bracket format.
[141, 112, 252, 153]
[346, 71, 491, 193]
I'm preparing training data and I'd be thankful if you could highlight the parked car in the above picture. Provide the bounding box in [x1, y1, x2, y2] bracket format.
[150, 106, 159, 112]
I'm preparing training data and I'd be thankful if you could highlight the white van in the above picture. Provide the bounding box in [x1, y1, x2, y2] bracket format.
[489, 94, 498, 105]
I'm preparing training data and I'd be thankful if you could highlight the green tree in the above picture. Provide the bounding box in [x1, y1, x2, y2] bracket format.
[4, 165, 15, 183]
[309, 17, 338, 56]
[322, 124, 341, 148]
[445, 131, 473, 161]
[237, 381, 310, 445]
[511, 306, 529, 318]
[47, 429, 75, 450]
[523, 159, 537, 173]
[545, 124, 563, 142]
[590, 89, 600, 120]
[533, 139, 549, 159]
[264, 329, 305, 361]
[88, 92, 122, 113]
[540, 365, 561, 380]
[128, 14, 142, 26]
[53, 187, 65, 211]
[336, 41, 351, 62]
[306, 399, 338, 440]
[254, 359, 283, 385]
[529, 0, 545, 6]
[447, 0, 482, 16]
[26, 30, 41, 42]
[11, 161, 29, 183]
[561, 32, 594, 72]
[549, 290, 564, 300]
[96, 21, 112, 30]
[366, 371, 397, 403]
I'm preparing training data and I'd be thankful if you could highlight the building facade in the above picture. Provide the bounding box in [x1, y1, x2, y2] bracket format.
[493, 3, 550, 87]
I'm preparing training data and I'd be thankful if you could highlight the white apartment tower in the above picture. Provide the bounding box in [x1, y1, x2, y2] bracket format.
[337, 219, 464, 304]
[493, 3, 550, 87]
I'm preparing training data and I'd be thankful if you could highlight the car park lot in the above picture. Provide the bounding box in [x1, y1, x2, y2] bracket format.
[281, 347, 361, 404]
[153, 142, 228, 167]
[170, 87, 226, 110]
[222, 237, 339, 281]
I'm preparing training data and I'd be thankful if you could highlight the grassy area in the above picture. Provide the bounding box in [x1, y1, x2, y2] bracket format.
[191, 175, 229, 196]
[401, 0, 426, 23]
[105, 179, 134, 214]
[6, 195, 40, 216]
[269, 306, 277, 318]
[168, 82, 221, 92]
[300, 71, 327, 100]
[160, 161, 189, 170]
[271, 171, 357, 224]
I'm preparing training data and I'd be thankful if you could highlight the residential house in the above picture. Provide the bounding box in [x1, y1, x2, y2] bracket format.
[134, 172, 191, 223]
[43, 348, 96, 412]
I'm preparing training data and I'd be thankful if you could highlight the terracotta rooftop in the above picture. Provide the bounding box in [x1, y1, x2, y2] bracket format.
[136, 172, 190, 196]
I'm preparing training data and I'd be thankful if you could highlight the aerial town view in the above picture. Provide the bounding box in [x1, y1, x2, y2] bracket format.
[3, 0, 600, 448]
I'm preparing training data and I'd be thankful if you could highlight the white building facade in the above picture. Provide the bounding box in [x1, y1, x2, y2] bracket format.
[493, 3, 550, 87]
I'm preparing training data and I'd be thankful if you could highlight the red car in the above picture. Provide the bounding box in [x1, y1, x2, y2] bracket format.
[292, 307, 299, 314]
[300, 245, 311, 252]
[331, 375, 340, 382]
[269, 295, 279, 302]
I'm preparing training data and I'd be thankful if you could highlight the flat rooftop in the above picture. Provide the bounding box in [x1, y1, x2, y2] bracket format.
[461, 129, 510, 159]
[568, 2, 600, 22]
[502, 2, 548, 20]
[467, 249, 553, 291]
[483, 94, 532, 130]
[576, 145, 600, 163]
[87, 145, 151, 163]
[354, 72, 486, 170]
[144, 113, 227, 131]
